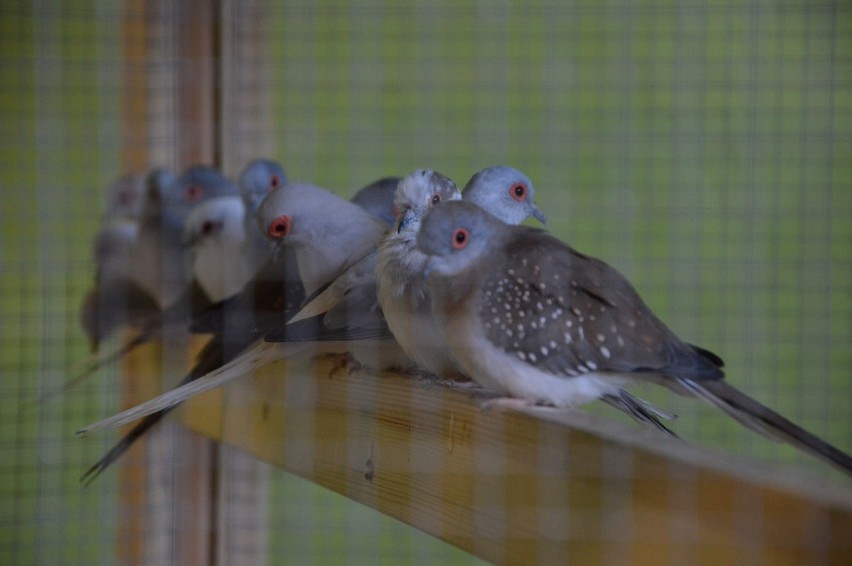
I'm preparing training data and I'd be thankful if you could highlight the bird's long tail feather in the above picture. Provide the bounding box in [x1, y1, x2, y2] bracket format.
[678, 378, 852, 476]
[78, 338, 286, 484]
[77, 341, 314, 438]
[39, 333, 151, 405]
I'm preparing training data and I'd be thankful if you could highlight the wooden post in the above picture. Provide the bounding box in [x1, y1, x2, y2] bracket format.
[119, 2, 219, 564]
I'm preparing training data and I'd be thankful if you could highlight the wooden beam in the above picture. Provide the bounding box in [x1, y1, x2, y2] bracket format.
[180, 356, 852, 565]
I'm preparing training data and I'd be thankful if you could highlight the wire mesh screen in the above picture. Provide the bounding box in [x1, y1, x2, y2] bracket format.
[1, 0, 850, 564]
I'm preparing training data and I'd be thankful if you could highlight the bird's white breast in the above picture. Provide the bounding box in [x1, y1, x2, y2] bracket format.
[446, 298, 630, 406]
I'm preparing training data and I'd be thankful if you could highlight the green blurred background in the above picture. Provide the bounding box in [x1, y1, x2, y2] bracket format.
[1, 1, 850, 564]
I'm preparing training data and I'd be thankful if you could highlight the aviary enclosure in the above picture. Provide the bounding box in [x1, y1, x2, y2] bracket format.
[1, 1, 850, 564]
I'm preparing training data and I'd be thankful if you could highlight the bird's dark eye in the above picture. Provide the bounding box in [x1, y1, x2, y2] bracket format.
[510, 183, 527, 202]
[430, 194, 441, 206]
[270, 175, 281, 191]
[452, 228, 469, 250]
[201, 220, 216, 236]
[184, 184, 203, 203]
[118, 189, 135, 207]
[267, 215, 292, 238]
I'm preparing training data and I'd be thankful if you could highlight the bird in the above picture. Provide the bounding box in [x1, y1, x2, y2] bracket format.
[78, 180, 391, 481]
[349, 176, 402, 227]
[131, 165, 240, 310]
[415, 200, 852, 475]
[186, 172, 399, 338]
[461, 165, 546, 225]
[183, 195, 252, 303]
[375, 166, 547, 380]
[281, 166, 547, 377]
[79, 171, 158, 352]
[237, 158, 288, 275]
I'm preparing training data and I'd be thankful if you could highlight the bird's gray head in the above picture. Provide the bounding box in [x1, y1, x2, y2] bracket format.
[417, 200, 509, 278]
[160, 166, 239, 231]
[394, 169, 462, 233]
[183, 196, 245, 247]
[238, 159, 287, 213]
[462, 166, 546, 225]
[104, 173, 146, 219]
[350, 177, 401, 227]
[256, 181, 387, 294]
[141, 168, 176, 217]
[255, 181, 352, 247]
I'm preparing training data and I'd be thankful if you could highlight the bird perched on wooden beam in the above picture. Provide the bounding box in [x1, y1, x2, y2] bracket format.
[416, 200, 852, 475]
[376, 166, 546, 380]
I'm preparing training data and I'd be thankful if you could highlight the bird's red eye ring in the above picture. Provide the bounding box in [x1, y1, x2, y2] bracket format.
[509, 183, 527, 202]
[452, 228, 469, 250]
[267, 215, 291, 239]
[269, 174, 281, 191]
[430, 194, 441, 206]
[184, 183, 203, 203]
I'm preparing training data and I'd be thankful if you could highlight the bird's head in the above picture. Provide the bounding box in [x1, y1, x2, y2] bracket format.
[462, 165, 546, 226]
[238, 158, 287, 213]
[417, 200, 508, 279]
[394, 169, 461, 233]
[160, 166, 239, 231]
[183, 196, 245, 247]
[349, 177, 401, 228]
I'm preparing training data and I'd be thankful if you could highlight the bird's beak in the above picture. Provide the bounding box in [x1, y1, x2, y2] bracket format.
[397, 208, 416, 233]
[532, 205, 547, 225]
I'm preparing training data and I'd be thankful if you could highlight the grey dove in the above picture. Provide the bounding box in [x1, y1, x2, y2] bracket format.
[285, 166, 546, 375]
[350, 176, 402, 227]
[278, 169, 465, 372]
[184, 195, 251, 302]
[462, 165, 546, 225]
[131, 165, 239, 309]
[376, 166, 546, 379]
[80, 172, 155, 351]
[416, 200, 852, 475]
[238, 159, 288, 275]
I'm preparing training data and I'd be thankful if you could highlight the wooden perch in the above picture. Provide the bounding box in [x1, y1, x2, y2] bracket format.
[179, 354, 852, 565]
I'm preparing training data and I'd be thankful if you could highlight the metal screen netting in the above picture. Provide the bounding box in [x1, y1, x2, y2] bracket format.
[1, 1, 849, 564]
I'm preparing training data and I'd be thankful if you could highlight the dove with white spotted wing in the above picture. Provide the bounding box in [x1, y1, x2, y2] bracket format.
[285, 166, 548, 377]
[376, 167, 548, 379]
[417, 200, 852, 475]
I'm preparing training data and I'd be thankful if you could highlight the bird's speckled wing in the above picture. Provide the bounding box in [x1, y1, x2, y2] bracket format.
[476, 228, 724, 381]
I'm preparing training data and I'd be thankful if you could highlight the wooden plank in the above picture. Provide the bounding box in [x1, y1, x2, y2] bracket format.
[181, 356, 852, 565]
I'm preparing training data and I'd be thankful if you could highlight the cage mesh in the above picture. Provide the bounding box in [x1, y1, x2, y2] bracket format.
[1, 1, 849, 564]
